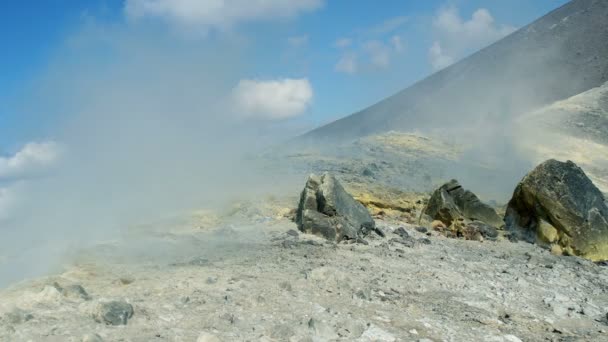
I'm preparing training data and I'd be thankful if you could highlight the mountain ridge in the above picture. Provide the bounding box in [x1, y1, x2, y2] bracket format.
[300, 0, 608, 142]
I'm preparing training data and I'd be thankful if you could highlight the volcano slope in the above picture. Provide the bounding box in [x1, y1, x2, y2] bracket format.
[301, 0, 608, 142]
[290, 0, 608, 200]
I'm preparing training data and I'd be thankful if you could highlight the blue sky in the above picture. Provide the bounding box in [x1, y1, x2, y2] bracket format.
[0, 0, 569, 151]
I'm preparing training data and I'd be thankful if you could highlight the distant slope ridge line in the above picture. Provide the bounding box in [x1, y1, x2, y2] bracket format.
[300, 0, 608, 142]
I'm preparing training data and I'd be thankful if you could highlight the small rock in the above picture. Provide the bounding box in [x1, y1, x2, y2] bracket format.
[394, 227, 409, 239]
[464, 221, 499, 240]
[354, 288, 372, 301]
[431, 220, 446, 231]
[417, 238, 432, 245]
[415, 226, 428, 233]
[373, 227, 386, 238]
[279, 281, 292, 291]
[197, 331, 222, 342]
[358, 324, 396, 341]
[281, 239, 298, 249]
[118, 277, 134, 285]
[82, 333, 104, 342]
[308, 318, 338, 340]
[206, 277, 218, 284]
[54, 283, 90, 301]
[503, 335, 523, 342]
[390, 237, 415, 248]
[93, 300, 134, 325]
[286, 229, 299, 237]
[551, 244, 563, 256]
[538, 220, 559, 243]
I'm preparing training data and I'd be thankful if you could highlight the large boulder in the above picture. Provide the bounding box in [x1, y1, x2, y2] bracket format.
[423, 179, 503, 228]
[505, 159, 608, 261]
[296, 173, 375, 242]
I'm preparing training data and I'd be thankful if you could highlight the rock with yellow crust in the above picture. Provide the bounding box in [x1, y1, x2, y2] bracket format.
[505, 159, 608, 261]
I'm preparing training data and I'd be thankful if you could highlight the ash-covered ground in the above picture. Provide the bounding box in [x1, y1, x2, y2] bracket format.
[1, 189, 607, 342]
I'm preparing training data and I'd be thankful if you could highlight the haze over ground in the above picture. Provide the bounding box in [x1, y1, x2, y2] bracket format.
[1, 2, 608, 341]
[0, 0, 585, 286]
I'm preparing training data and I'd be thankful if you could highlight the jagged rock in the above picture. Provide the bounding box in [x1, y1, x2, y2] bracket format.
[389, 237, 415, 248]
[393, 227, 409, 239]
[424, 180, 503, 228]
[93, 300, 134, 325]
[296, 173, 374, 242]
[415, 226, 428, 233]
[417, 238, 432, 245]
[505, 159, 608, 261]
[53, 282, 91, 301]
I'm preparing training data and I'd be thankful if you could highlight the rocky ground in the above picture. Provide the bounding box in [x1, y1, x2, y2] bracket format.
[1, 194, 607, 342]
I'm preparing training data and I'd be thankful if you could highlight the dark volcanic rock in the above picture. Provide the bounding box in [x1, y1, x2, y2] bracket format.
[393, 227, 409, 239]
[53, 282, 91, 301]
[424, 179, 502, 228]
[463, 221, 499, 241]
[93, 300, 134, 326]
[296, 173, 375, 242]
[505, 159, 608, 261]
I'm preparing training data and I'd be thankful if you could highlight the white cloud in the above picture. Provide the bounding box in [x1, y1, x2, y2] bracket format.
[288, 35, 309, 48]
[391, 35, 405, 53]
[0, 142, 62, 181]
[335, 53, 358, 74]
[429, 41, 454, 71]
[334, 38, 352, 49]
[125, 0, 324, 33]
[232, 78, 313, 120]
[367, 15, 408, 35]
[0, 141, 61, 222]
[333, 16, 408, 74]
[364, 40, 391, 69]
[429, 6, 516, 70]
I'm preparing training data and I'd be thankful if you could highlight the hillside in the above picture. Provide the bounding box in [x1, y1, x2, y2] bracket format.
[301, 0, 608, 142]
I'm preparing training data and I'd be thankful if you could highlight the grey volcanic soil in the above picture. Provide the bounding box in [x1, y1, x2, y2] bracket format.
[1, 201, 607, 342]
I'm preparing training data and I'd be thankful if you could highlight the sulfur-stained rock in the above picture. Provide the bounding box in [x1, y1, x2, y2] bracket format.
[537, 220, 559, 244]
[296, 173, 375, 242]
[431, 220, 447, 231]
[551, 244, 563, 256]
[424, 180, 503, 228]
[505, 159, 608, 261]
